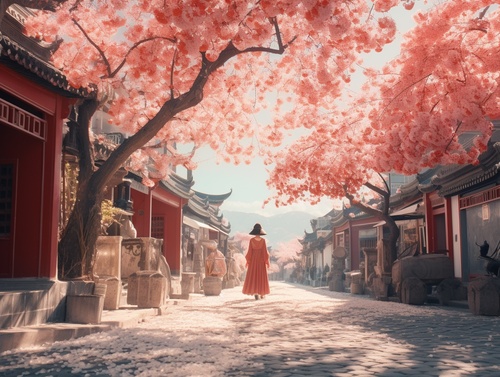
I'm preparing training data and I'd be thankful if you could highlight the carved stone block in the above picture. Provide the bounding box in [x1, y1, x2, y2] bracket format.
[96, 275, 121, 310]
[66, 295, 104, 324]
[401, 277, 427, 305]
[468, 276, 500, 316]
[127, 271, 166, 308]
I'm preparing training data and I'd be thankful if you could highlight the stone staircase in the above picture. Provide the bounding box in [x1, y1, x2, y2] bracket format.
[0, 279, 72, 329]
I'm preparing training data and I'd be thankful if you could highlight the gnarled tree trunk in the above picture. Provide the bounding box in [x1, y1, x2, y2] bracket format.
[58, 98, 101, 279]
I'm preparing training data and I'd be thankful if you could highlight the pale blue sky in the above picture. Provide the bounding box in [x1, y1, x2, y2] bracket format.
[184, 148, 336, 217]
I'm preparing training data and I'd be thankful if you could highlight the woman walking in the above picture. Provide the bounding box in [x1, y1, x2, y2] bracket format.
[242, 223, 270, 300]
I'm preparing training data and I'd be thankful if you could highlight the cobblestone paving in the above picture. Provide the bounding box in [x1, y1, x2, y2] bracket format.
[1, 282, 500, 376]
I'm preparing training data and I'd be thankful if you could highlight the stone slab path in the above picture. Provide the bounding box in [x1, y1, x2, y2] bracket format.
[1, 281, 500, 376]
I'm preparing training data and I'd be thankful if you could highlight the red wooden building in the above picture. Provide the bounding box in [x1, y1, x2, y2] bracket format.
[0, 5, 82, 280]
[0, 5, 85, 329]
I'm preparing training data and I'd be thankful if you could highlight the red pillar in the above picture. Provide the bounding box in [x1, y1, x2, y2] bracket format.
[424, 193, 435, 253]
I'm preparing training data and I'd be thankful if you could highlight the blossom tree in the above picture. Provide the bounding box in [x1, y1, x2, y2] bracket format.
[268, 1, 500, 269]
[271, 238, 302, 280]
[21, 0, 404, 279]
[231, 232, 253, 257]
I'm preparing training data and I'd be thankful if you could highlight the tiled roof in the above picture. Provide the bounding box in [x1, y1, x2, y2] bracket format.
[193, 190, 232, 205]
[0, 5, 89, 97]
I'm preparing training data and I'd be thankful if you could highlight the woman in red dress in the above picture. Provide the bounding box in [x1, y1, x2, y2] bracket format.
[242, 223, 270, 300]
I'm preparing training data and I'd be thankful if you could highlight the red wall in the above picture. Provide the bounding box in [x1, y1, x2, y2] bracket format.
[0, 126, 43, 277]
[0, 65, 70, 278]
[153, 199, 181, 273]
[130, 190, 151, 237]
[131, 186, 186, 275]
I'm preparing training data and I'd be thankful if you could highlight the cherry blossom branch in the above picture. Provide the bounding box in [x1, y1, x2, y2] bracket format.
[380, 73, 432, 117]
[170, 47, 178, 99]
[377, 172, 390, 195]
[343, 187, 382, 218]
[242, 17, 297, 54]
[479, 6, 490, 19]
[72, 18, 176, 78]
[71, 19, 112, 76]
[110, 36, 177, 77]
[364, 181, 389, 201]
[344, 179, 390, 218]
[445, 120, 462, 152]
[367, 4, 374, 22]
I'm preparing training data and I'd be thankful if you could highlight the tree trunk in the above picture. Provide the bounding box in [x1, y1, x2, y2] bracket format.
[58, 98, 100, 279]
[386, 216, 400, 265]
[58, 189, 103, 279]
[346, 180, 400, 276]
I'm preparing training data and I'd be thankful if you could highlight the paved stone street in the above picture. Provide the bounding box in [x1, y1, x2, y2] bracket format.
[1, 281, 500, 376]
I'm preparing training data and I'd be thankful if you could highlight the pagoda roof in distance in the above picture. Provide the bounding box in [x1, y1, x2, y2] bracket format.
[193, 189, 232, 206]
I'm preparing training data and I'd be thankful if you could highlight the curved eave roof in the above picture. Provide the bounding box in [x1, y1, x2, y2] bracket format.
[0, 5, 90, 98]
[122, 170, 193, 200]
[432, 142, 500, 197]
[170, 172, 195, 190]
[331, 203, 377, 226]
[0, 34, 88, 98]
[185, 197, 211, 219]
[193, 189, 232, 205]
[389, 167, 441, 207]
[301, 231, 317, 243]
[159, 174, 193, 200]
[219, 222, 231, 234]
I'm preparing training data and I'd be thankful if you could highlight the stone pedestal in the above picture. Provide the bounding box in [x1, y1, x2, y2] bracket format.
[350, 271, 364, 295]
[66, 282, 106, 324]
[66, 295, 104, 324]
[95, 275, 121, 310]
[121, 238, 164, 281]
[193, 273, 203, 293]
[468, 276, 500, 316]
[372, 275, 392, 300]
[437, 278, 466, 306]
[127, 271, 167, 308]
[181, 272, 196, 298]
[362, 248, 377, 285]
[329, 247, 346, 292]
[95, 236, 122, 279]
[329, 278, 344, 292]
[401, 277, 427, 305]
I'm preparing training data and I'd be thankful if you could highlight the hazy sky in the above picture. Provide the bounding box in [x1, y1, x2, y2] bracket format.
[184, 148, 336, 217]
[182, 1, 436, 218]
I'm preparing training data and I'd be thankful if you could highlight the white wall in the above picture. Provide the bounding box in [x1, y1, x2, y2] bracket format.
[451, 196, 462, 278]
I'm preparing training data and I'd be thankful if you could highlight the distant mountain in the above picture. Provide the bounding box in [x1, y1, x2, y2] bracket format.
[222, 210, 316, 247]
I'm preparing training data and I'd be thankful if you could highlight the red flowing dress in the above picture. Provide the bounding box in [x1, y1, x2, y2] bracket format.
[242, 237, 270, 296]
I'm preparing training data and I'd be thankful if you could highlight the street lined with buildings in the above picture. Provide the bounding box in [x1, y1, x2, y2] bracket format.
[1, 281, 500, 376]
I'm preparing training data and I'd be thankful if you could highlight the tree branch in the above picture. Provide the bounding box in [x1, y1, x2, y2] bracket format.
[109, 36, 177, 78]
[365, 181, 389, 200]
[170, 46, 177, 99]
[479, 6, 490, 19]
[444, 120, 462, 152]
[380, 73, 432, 117]
[72, 19, 176, 79]
[72, 18, 113, 77]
